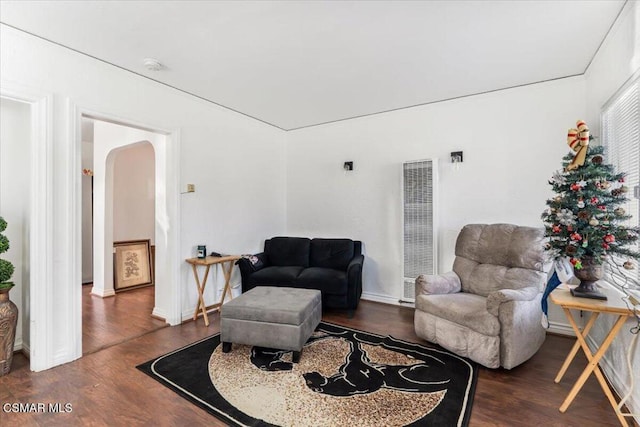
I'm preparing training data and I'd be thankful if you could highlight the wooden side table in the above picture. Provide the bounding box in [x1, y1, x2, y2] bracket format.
[185, 255, 241, 326]
[550, 284, 636, 426]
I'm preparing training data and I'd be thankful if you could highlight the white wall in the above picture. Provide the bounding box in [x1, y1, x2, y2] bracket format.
[0, 97, 30, 353]
[113, 142, 155, 245]
[0, 24, 286, 368]
[285, 1, 639, 416]
[584, 1, 640, 418]
[286, 76, 586, 305]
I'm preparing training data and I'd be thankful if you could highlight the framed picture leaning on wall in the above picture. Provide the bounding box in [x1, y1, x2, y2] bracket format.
[114, 239, 153, 291]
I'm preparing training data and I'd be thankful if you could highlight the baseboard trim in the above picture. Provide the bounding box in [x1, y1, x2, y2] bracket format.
[547, 320, 575, 337]
[152, 307, 168, 322]
[13, 337, 23, 352]
[90, 287, 116, 298]
[361, 292, 405, 306]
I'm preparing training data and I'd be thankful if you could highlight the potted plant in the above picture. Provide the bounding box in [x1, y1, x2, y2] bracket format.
[541, 121, 640, 300]
[0, 216, 18, 376]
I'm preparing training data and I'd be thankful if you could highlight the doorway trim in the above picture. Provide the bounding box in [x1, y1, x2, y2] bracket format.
[1, 81, 54, 372]
[69, 103, 182, 361]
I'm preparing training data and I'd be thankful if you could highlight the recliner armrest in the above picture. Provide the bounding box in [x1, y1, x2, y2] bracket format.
[415, 272, 461, 297]
[486, 287, 539, 316]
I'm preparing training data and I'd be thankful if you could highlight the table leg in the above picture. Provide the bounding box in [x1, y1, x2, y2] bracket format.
[219, 260, 235, 305]
[559, 313, 630, 427]
[191, 264, 211, 326]
[555, 310, 599, 383]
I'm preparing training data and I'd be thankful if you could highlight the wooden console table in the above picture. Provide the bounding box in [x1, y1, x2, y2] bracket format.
[551, 284, 636, 426]
[185, 255, 241, 326]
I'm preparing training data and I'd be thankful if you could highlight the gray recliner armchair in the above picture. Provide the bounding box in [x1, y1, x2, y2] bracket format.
[414, 224, 549, 369]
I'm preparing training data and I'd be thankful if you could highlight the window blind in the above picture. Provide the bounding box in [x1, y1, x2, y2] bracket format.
[602, 75, 640, 291]
[403, 159, 437, 300]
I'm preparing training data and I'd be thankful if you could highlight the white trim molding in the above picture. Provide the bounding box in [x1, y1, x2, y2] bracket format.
[72, 106, 183, 332]
[1, 81, 55, 372]
[361, 291, 406, 306]
[66, 100, 84, 363]
[547, 320, 576, 337]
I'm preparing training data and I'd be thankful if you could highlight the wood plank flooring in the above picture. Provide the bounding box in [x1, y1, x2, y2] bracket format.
[0, 292, 635, 426]
[82, 285, 167, 355]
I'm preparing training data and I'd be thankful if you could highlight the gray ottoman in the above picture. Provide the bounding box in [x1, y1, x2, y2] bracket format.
[220, 286, 322, 362]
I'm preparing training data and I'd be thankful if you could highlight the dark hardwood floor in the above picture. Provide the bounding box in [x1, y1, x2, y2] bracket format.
[82, 285, 167, 355]
[0, 294, 634, 426]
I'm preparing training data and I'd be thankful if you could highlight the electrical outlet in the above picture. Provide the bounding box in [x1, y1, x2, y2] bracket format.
[187, 184, 195, 193]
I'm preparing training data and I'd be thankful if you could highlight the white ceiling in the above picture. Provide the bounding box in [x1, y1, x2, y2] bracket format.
[0, 1, 626, 130]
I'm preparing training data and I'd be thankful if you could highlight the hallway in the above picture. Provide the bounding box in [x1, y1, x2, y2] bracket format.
[82, 285, 166, 355]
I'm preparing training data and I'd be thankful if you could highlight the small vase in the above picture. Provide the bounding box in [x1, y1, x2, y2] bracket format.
[0, 287, 18, 376]
[571, 257, 607, 300]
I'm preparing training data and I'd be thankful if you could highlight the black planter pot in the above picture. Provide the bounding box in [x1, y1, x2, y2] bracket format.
[571, 257, 607, 300]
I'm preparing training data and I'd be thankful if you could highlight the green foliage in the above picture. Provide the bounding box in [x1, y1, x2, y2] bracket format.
[0, 234, 8, 254]
[541, 145, 640, 268]
[0, 259, 14, 284]
[0, 216, 14, 288]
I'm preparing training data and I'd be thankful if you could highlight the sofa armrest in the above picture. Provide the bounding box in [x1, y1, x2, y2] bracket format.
[415, 272, 461, 298]
[236, 252, 268, 292]
[486, 287, 539, 316]
[347, 254, 364, 272]
[346, 254, 364, 310]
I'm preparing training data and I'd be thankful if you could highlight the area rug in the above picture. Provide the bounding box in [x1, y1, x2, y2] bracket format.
[137, 322, 477, 426]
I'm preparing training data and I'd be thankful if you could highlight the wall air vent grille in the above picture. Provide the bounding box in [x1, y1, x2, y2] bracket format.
[402, 159, 438, 301]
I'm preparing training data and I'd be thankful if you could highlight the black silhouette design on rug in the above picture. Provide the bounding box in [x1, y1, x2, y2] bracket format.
[249, 330, 334, 371]
[250, 328, 454, 397]
[250, 347, 294, 371]
[138, 321, 477, 427]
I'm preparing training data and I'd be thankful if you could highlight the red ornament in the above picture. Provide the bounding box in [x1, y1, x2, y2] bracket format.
[567, 225, 573, 232]
[590, 197, 599, 205]
[602, 243, 610, 250]
[570, 258, 579, 265]
[552, 225, 562, 233]
[570, 233, 582, 241]
[570, 183, 582, 191]
[604, 234, 615, 243]
[619, 177, 625, 182]
[598, 205, 607, 211]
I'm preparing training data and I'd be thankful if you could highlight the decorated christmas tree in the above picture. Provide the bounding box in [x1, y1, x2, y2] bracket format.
[541, 121, 640, 299]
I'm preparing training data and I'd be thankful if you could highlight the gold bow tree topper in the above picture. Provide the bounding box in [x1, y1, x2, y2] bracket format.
[565, 120, 589, 171]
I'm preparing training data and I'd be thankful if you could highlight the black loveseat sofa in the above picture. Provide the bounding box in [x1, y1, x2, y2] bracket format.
[237, 237, 364, 310]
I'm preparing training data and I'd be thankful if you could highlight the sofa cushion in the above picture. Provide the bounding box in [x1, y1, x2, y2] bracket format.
[248, 266, 304, 286]
[415, 293, 500, 336]
[310, 238, 355, 270]
[265, 237, 311, 267]
[294, 267, 348, 294]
